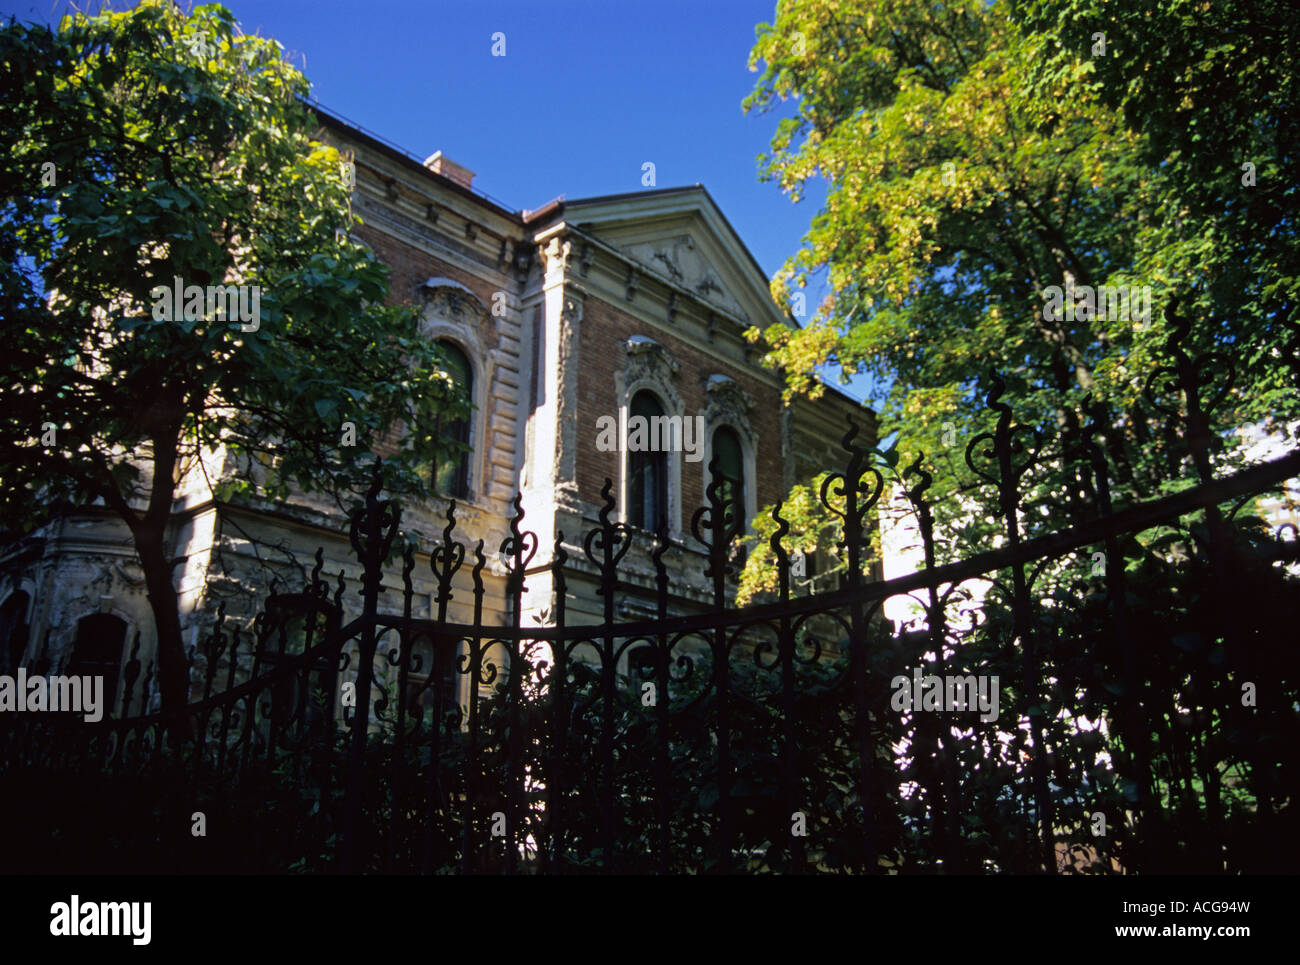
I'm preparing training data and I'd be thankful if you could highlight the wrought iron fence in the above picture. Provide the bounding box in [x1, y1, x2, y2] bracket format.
[2, 305, 1298, 874]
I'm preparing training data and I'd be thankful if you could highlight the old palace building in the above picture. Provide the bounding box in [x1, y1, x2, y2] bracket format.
[0, 106, 873, 716]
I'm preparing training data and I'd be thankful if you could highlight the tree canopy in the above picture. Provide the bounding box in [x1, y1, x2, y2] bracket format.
[0, 0, 467, 709]
[741, 0, 1299, 571]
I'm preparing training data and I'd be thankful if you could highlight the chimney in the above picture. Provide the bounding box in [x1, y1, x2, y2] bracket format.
[424, 151, 475, 190]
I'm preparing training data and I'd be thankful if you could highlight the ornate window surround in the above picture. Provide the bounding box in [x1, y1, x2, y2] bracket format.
[701, 374, 758, 528]
[613, 337, 684, 537]
[66, 602, 139, 714]
[419, 278, 492, 505]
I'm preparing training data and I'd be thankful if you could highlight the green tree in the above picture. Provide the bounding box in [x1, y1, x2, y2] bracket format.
[0, 1, 466, 712]
[741, 0, 1298, 563]
[1012, 0, 1300, 422]
[738, 0, 1300, 871]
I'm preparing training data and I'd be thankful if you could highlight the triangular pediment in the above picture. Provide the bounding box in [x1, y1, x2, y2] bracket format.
[562, 187, 790, 330]
[619, 234, 743, 316]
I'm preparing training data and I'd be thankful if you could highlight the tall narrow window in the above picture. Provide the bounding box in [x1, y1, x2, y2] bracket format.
[0, 592, 30, 674]
[712, 426, 745, 531]
[628, 391, 667, 531]
[69, 613, 127, 711]
[433, 341, 472, 499]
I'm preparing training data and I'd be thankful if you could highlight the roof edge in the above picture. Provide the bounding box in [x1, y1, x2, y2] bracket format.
[306, 101, 523, 224]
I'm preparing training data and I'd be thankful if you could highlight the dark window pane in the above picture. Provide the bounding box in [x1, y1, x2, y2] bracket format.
[434, 342, 473, 498]
[712, 427, 745, 529]
[69, 613, 127, 708]
[0, 592, 30, 673]
[629, 391, 667, 531]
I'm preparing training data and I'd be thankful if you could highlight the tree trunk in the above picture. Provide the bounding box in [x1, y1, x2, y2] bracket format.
[133, 526, 190, 718]
[125, 394, 190, 720]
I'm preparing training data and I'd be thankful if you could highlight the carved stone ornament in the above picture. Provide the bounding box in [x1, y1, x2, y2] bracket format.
[562, 295, 583, 328]
[419, 277, 486, 322]
[541, 237, 573, 276]
[625, 336, 681, 386]
[623, 234, 741, 316]
[703, 373, 756, 440]
[513, 243, 535, 277]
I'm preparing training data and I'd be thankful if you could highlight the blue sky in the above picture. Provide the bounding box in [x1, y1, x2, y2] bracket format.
[2, 0, 871, 401]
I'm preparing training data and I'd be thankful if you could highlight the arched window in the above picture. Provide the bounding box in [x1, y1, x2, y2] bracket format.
[628, 391, 668, 531]
[712, 426, 746, 531]
[433, 341, 473, 499]
[69, 613, 127, 710]
[0, 592, 30, 674]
